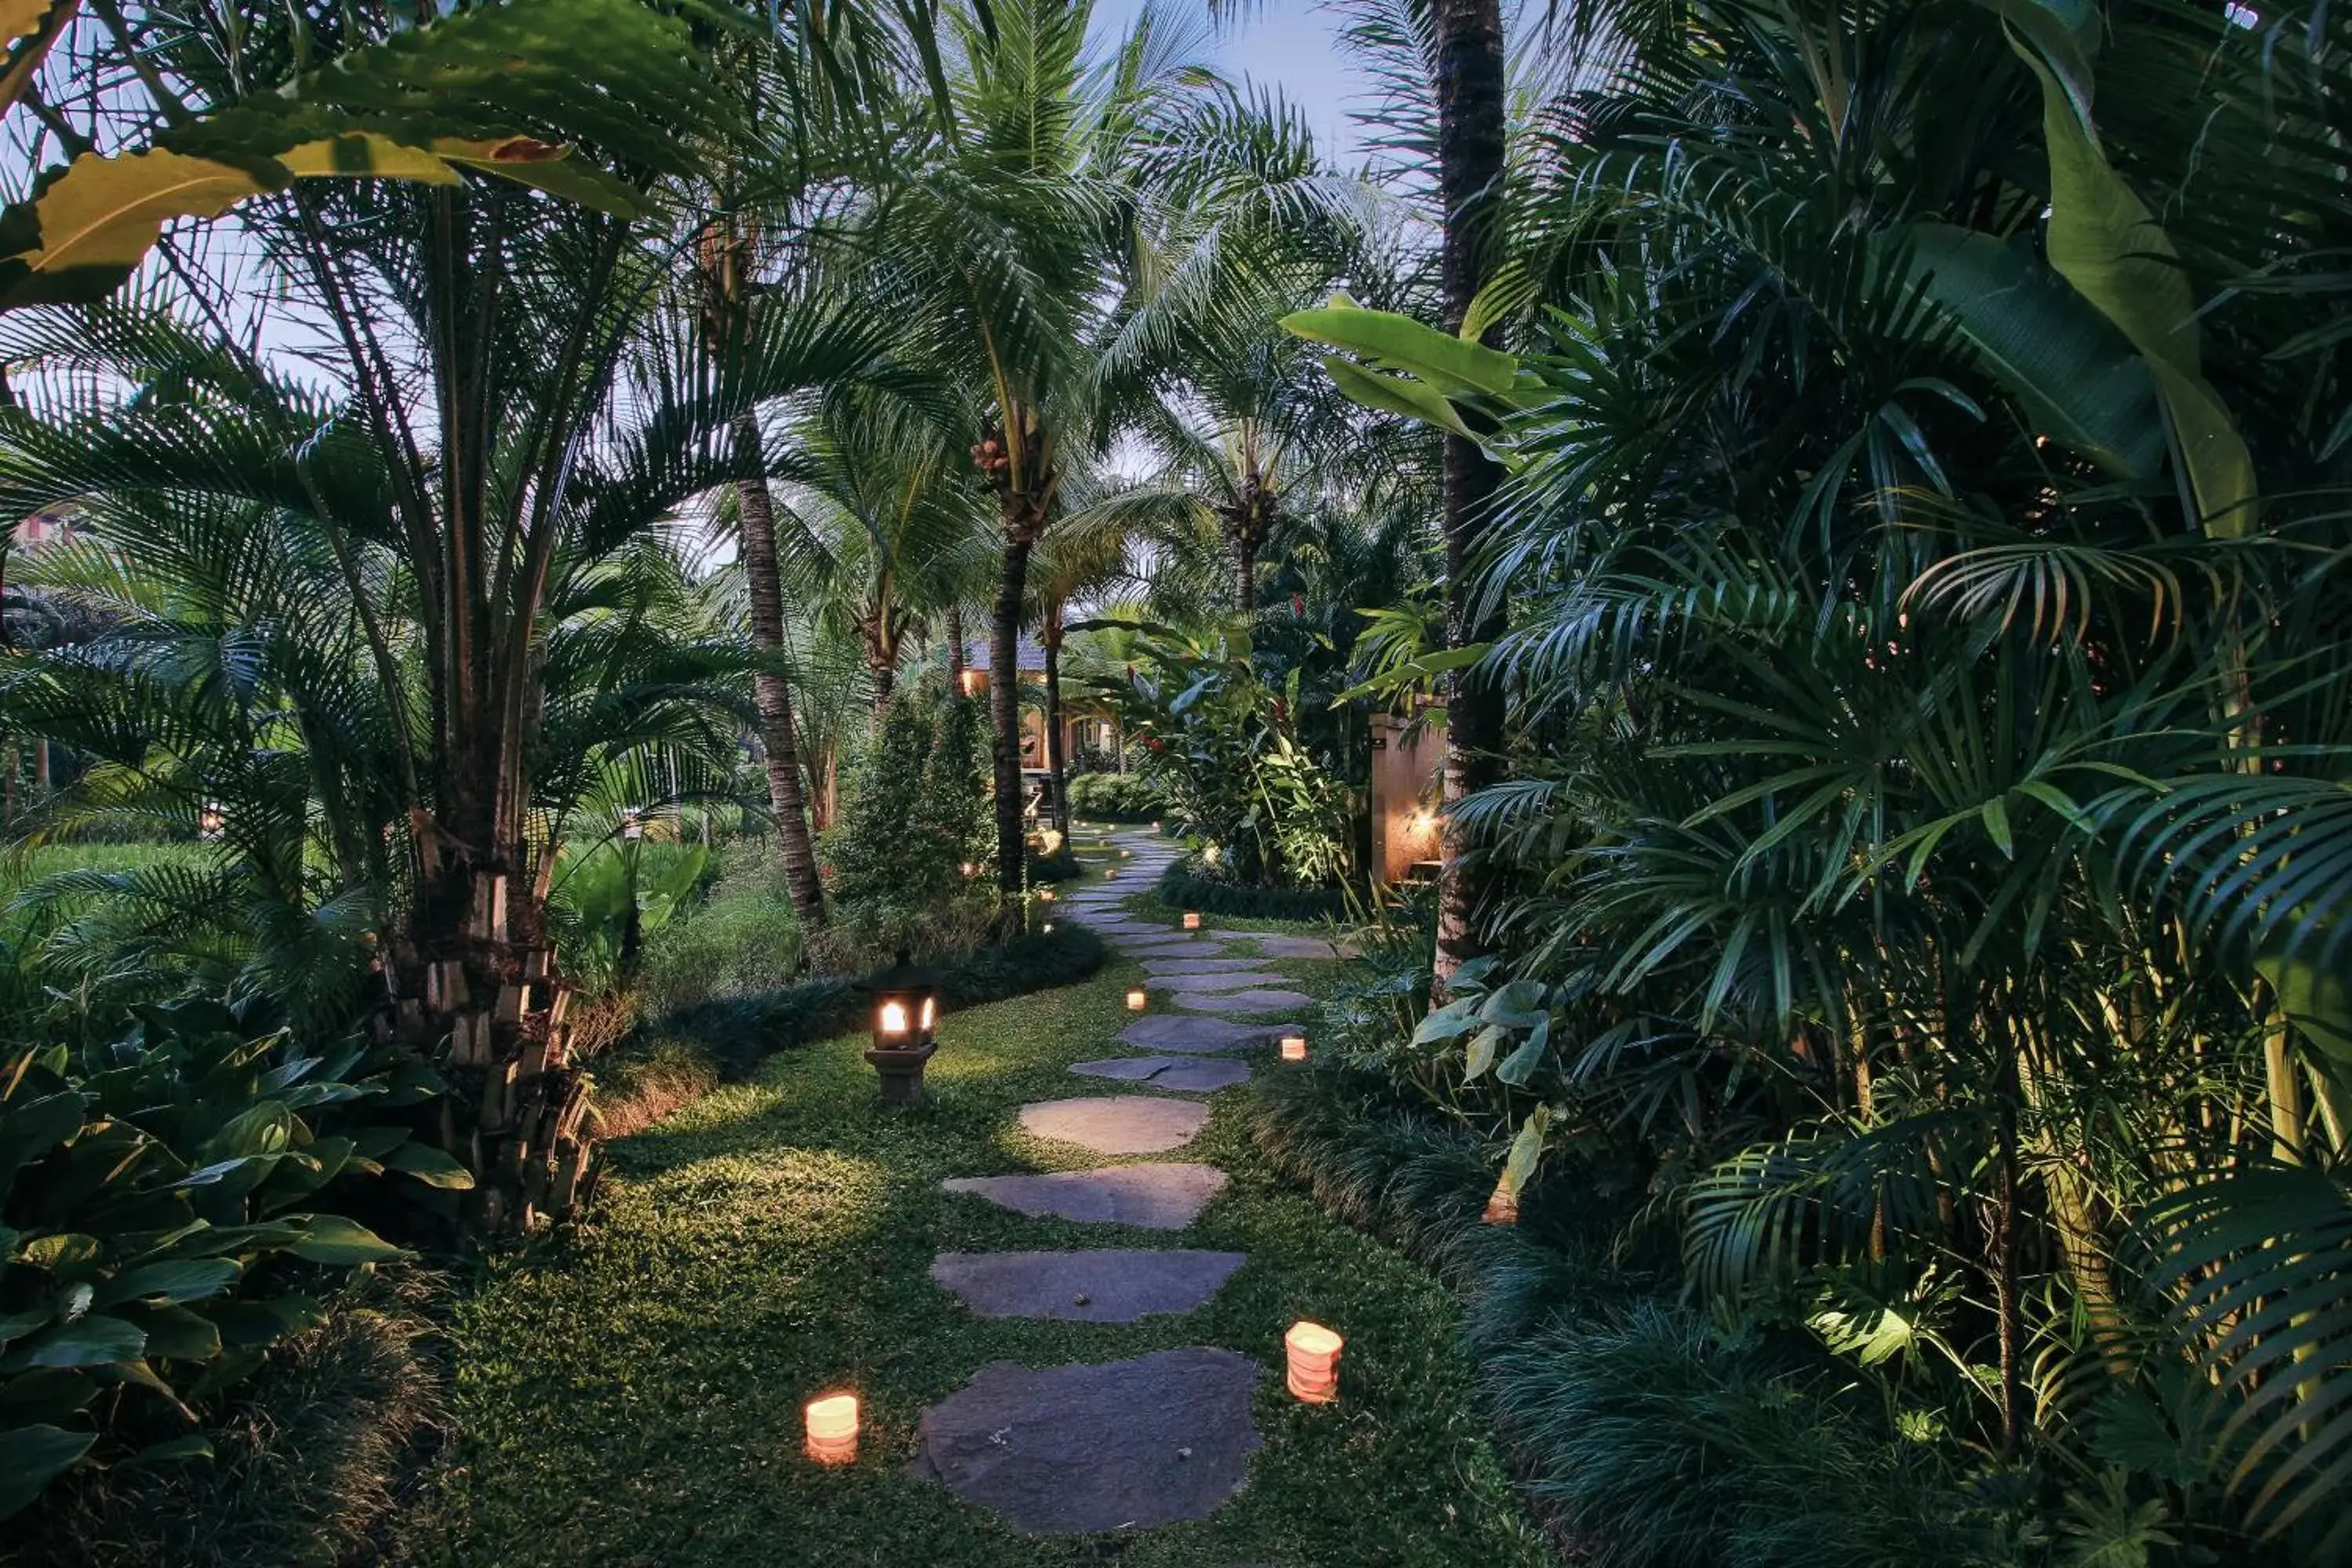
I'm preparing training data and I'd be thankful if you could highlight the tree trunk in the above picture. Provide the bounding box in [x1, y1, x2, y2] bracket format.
[1233, 535, 1257, 612]
[946, 603, 967, 685]
[732, 413, 827, 928]
[1044, 619, 1069, 835]
[991, 535, 1035, 909]
[1430, 0, 1509, 993]
[871, 655, 896, 731]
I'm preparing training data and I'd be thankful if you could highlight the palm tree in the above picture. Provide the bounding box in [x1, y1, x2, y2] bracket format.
[1024, 494, 1143, 833]
[769, 389, 993, 728]
[0, 172, 900, 1226]
[841, 0, 1233, 914]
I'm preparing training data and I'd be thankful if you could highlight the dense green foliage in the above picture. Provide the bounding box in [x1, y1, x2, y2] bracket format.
[1065, 771, 1163, 822]
[0, 1000, 442, 1518]
[1286, 0, 2352, 1555]
[819, 691, 993, 963]
[1155, 866, 1348, 924]
[1092, 621, 1356, 888]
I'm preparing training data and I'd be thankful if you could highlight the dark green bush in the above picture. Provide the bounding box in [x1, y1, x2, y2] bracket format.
[630, 924, 1109, 1083]
[1027, 844, 1082, 882]
[1157, 865, 1348, 922]
[0, 998, 452, 1522]
[6, 1270, 445, 1568]
[1065, 771, 1162, 821]
[1250, 1068, 2008, 1568]
[820, 692, 992, 963]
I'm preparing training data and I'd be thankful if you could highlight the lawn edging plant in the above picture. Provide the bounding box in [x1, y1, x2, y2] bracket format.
[595, 924, 1109, 1123]
[1156, 864, 1348, 923]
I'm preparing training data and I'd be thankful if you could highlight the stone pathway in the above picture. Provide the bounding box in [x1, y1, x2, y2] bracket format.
[1071, 1054, 1251, 1092]
[917, 826, 1347, 1537]
[1019, 1094, 1210, 1154]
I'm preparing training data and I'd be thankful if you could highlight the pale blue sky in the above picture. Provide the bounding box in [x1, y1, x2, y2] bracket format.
[1092, 0, 1375, 161]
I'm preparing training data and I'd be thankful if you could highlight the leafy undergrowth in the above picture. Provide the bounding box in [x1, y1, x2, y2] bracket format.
[1250, 1069, 2010, 1568]
[404, 957, 1549, 1565]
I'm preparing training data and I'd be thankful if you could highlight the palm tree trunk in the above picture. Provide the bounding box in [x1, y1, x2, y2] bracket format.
[991, 535, 1034, 909]
[732, 413, 827, 928]
[870, 658, 896, 730]
[946, 603, 967, 685]
[1233, 537, 1256, 612]
[1043, 619, 1069, 835]
[1430, 0, 1508, 993]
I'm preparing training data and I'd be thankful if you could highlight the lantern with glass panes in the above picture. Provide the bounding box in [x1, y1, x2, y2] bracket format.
[864, 949, 942, 1106]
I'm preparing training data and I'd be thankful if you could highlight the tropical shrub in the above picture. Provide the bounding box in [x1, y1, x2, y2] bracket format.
[637, 887, 804, 1014]
[818, 691, 993, 966]
[545, 839, 713, 999]
[1090, 620, 1355, 887]
[1154, 866, 1346, 924]
[1065, 771, 1163, 821]
[0, 998, 453, 1519]
[1283, 0, 2352, 1548]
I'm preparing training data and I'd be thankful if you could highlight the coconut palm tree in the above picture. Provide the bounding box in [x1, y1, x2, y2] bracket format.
[839, 0, 1246, 915]
[769, 388, 994, 728]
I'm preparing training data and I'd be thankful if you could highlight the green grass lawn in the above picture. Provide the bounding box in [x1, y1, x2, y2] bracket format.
[406, 909, 1547, 1565]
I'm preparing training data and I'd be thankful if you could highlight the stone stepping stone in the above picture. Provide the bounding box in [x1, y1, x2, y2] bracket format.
[1120, 1015, 1287, 1054]
[1142, 956, 1272, 976]
[1168, 987, 1316, 1016]
[942, 1163, 1227, 1229]
[1019, 1095, 1209, 1155]
[1072, 1055, 1251, 1092]
[915, 1348, 1262, 1534]
[1146, 969, 1290, 992]
[930, 1249, 1246, 1322]
[1207, 931, 1358, 960]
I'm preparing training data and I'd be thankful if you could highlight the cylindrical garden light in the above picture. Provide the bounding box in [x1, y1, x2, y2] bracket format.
[865, 949, 942, 1108]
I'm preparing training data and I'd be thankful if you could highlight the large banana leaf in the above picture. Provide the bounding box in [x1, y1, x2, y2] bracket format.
[1904, 223, 2165, 480]
[2002, 22, 2258, 536]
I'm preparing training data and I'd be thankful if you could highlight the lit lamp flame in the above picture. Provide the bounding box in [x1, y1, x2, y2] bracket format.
[1182, 912, 1201, 931]
[804, 1393, 858, 1464]
[1038, 887, 1054, 902]
[879, 1000, 909, 1037]
[1279, 1033, 1308, 1062]
[1285, 1322, 1343, 1404]
[1127, 988, 1148, 1012]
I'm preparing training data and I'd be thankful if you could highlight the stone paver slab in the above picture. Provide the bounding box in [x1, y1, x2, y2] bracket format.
[1019, 1095, 1209, 1155]
[1167, 987, 1317, 1015]
[930, 1249, 1246, 1323]
[941, 1163, 1226, 1229]
[1072, 1055, 1251, 1092]
[1119, 1015, 1287, 1054]
[915, 1348, 1261, 1534]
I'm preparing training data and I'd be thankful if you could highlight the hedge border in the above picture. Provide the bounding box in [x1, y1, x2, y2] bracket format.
[632, 923, 1109, 1082]
[1156, 865, 1349, 923]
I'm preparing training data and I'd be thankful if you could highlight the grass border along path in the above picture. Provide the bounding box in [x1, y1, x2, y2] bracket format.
[406, 839, 1549, 1566]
